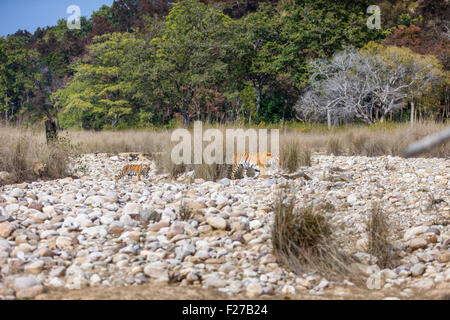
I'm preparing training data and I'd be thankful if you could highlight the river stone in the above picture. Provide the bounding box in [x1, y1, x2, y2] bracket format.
[140, 209, 161, 223]
[148, 221, 170, 232]
[13, 276, 40, 291]
[28, 202, 44, 212]
[48, 277, 65, 288]
[85, 196, 108, 207]
[246, 283, 263, 298]
[0, 239, 11, 252]
[187, 201, 207, 210]
[404, 226, 429, 241]
[408, 238, 428, 251]
[206, 216, 227, 230]
[143, 262, 169, 283]
[123, 203, 141, 216]
[0, 222, 14, 238]
[249, 220, 262, 230]
[203, 275, 227, 289]
[411, 263, 426, 276]
[5, 203, 19, 215]
[437, 253, 450, 263]
[56, 236, 73, 249]
[10, 188, 25, 198]
[347, 194, 358, 205]
[24, 260, 44, 274]
[16, 285, 44, 299]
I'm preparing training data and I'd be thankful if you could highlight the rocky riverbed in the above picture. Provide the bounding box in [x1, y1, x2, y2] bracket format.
[0, 153, 449, 300]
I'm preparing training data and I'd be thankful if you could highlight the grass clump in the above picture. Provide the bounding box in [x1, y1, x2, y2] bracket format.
[0, 127, 75, 185]
[194, 163, 231, 181]
[179, 192, 194, 221]
[367, 204, 397, 269]
[154, 150, 231, 182]
[348, 133, 368, 156]
[364, 139, 388, 157]
[326, 137, 343, 156]
[280, 139, 311, 173]
[314, 200, 336, 213]
[154, 149, 187, 179]
[272, 187, 358, 280]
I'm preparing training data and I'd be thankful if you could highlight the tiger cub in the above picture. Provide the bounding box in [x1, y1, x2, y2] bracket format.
[115, 164, 150, 182]
[231, 151, 280, 179]
[33, 162, 48, 177]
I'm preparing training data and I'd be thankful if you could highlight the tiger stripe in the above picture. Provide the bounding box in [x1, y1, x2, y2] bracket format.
[231, 151, 279, 180]
[115, 164, 150, 183]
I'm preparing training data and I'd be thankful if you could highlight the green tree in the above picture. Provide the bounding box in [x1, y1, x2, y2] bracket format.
[52, 33, 151, 129]
[279, 0, 384, 86]
[150, 0, 235, 126]
[236, 3, 285, 120]
[0, 35, 41, 121]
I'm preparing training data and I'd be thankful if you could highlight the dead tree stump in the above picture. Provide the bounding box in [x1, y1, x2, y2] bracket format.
[45, 118, 58, 144]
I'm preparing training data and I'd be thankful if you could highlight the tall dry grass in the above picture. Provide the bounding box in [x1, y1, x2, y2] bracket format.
[271, 186, 360, 281]
[279, 121, 449, 158]
[59, 121, 449, 159]
[68, 129, 171, 155]
[1, 121, 448, 184]
[0, 126, 74, 185]
[280, 139, 311, 172]
[367, 203, 398, 269]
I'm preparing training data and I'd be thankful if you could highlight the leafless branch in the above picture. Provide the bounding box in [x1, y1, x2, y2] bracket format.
[403, 127, 450, 158]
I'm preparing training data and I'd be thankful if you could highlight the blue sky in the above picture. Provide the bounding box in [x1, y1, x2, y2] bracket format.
[0, 0, 114, 37]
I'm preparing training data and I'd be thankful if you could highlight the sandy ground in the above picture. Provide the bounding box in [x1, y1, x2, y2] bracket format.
[36, 283, 449, 300]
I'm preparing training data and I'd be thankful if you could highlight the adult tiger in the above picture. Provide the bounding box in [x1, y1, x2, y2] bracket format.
[115, 164, 150, 182]
[231, 151, 280, 179]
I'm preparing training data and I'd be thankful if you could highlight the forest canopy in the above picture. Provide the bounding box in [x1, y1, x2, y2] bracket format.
[0, 0, 449, 129]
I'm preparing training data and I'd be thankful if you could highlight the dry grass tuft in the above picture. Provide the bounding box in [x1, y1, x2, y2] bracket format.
[326, 137, 343, 156]
[367, 204, 397, 269]
[194, 163, 231, 181]
[272, 187, 359, 281]
[153, 148, 187, 178]
[0, 127, 75, 185]
[314, 200, 336, 213]
[364, 139, 388, 157]
[280, 139, 311, 173]
[153, 143, 231, 181]
[346, 132, 366, 156]
[179, 192, 194, 221]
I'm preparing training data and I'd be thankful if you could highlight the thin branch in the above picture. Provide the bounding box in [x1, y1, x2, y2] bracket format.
[403, 127, 450, 158]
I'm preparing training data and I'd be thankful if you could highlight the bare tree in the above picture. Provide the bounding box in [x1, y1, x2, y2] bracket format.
[369, 50, 443, 122]
[295, 46, 444, 125]
[295, 49, 363, 126]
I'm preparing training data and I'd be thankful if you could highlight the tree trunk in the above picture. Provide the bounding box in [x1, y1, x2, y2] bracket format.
[410, 101, 415, 126]
[182, 105, 190, 128]
[327, 109, 331, 129]
[45, 118, 58, 144]
[256, 80, 262, 117]
[9, 103, 15, 121]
